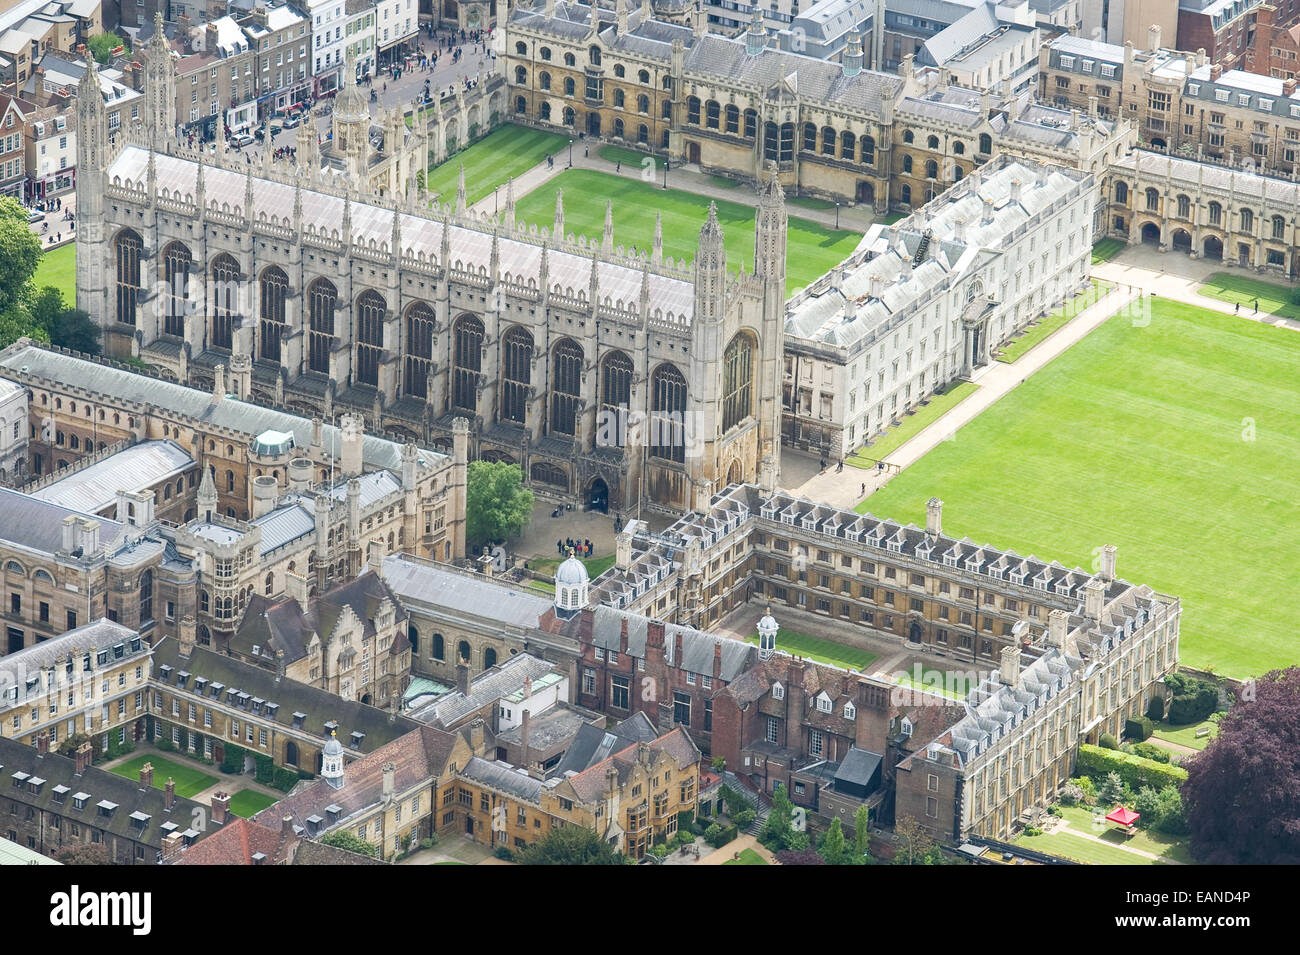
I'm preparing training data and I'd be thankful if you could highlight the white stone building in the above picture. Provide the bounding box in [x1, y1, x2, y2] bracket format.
[307, 0, 348, 94]
[782, 153, 1095, 457]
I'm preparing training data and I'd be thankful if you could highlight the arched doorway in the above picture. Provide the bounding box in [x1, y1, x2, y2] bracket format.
[587, 113, 601, 136]
[361, 693, 372, 705]
[726, 459, 742, 486]
[856, 181, 873, 203]
[1140, 222, 1160, 245]
[687, 141, 700, 164]
[1171, 229, 1191, 252]
[587, 476, 609, 513]
[285, 741, 299, 767]
[484, 647, 498, 669]
[1150, 137, 1167, 151]
[908, 619, 924, 644]
[1203, 235, 1223, 259]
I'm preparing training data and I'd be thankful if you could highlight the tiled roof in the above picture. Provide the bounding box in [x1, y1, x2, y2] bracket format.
[175, 816, 294, 865]
[382, 554, 553, 630]
[29, 440, 194, 514]
[405, 653, 558, 728]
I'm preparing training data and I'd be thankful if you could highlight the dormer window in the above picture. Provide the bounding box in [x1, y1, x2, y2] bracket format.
[771, 681, 785, 700]
[292, 712, 306, 729]
[844, 702, 856, 720]
[97, 799, 119, 818]
[815, 693, 833, 714]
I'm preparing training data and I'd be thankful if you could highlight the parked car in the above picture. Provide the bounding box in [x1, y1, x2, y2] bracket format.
[231, 132, 256, 149]
[281, 114, 300, 129]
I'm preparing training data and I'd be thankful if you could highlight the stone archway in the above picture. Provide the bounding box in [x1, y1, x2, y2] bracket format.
[1171, 228, 1192, 252]
[587, 476, 609, 513]
[1203, 235, 1224, 260]
[1140, 222, 1161, 245]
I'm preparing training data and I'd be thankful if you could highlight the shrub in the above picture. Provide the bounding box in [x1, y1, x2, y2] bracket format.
[1058, 782, 1084, 806]
[253, 754, 275, 786]
[710, 756, 726, 773]
[1022, 826, 1042, 837]
[272, 767, 299, 791]
[1164, 674, 1220, 725]
[704, 822, 723, 845]
[1074, 775, 1097, 804]
[649, 843, 670, 859]
[221, 744, 247, 776]
[733, 808, 756, 830]
[717, 784, 737, 813]
[676, 809, 694, 831]
[419, 836, 439, 850]
[1146, 696, 1166, 721]
[493, 846, 514, 861]
[1047, 804, 1063, 817]
[155, 738, 176, 752]
[1289, 286, 1300, 306]
[1127, 742, 1171, 764]
[1077, 743, 1188, 792]
[1099, 732, 1119, 750]
[1125, 716, 1154, 742]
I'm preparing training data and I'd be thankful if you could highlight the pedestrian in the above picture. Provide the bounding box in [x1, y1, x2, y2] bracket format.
[1253, 298, 1259, 313]
[861, 483, 866, 496]
[616, 161, 621, 173]
[1235, 302, 1240, 314]
[820, 458, 826, 471]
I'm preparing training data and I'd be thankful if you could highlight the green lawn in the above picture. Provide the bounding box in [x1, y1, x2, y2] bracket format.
[1016, 826, 1169, 865]
[889, 666, 977, 701]
[33, 243, 76, 301]
[1151, 718, 1218, 751]
[788, 195, 835, 212]
[598, 144, 661, 172]
[1054, 805, 1194, 864]
[996, 280, 1115, 364]
[723, 847, 769, 865]
[708, 174, 743, 189]
[528, 553, 617, 579]
[109, 754, 218, 799]
[515, 170, 862, 296]
[879, 212, 906, 226]
[1197, 272, 1300, 322]
[847, 382, 979, 470]
[1091, 238, 1126, 264]
[424, 124, 571, 207]
[863, 299, 1300, 679]
[742, 627, 878, 672]
[229, 789, 280, 818]
[527, 579, 556, 595]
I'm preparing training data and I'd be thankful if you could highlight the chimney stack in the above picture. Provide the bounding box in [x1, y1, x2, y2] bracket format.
[211, 791, 230, 825]
[926, 497, 942, 538]
[178, 615, 196, 659]
[162, 831, 184, 864]
[140, 761, 154, 791]
[284, 572, 309, 606]
[713, 640, 722, 680]
[456, 660, 471, 696]
[74, 741, 92, 775]
[1147, 24, 1161, 53]
[164, 778, 176, 811]
[382, 762, 395, 803]
[1099, 544, 1117, 582]
[615, 531, 632, 571]
[36, 735, 49, 756]
[519, 708, 531, 775]
[1085, 577, 1106, 621]
[367, 539, 385, 576]
[1211, 63, 1223, 80]
[998, 645, 1021, 686]
[1009, 178, 1022, 203]
[1047, 609, 1069, 648]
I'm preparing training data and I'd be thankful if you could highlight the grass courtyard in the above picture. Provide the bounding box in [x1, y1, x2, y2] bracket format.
[1151, 718, 1218, 751]
[889, 666, 977, 701]
[32, 243, 76, 301]
[527, 553, 617, 579]
[863, 299, 1300, 679]
[1091, 238, 1125, 264]
[996, 280, 1115, 364]
[424, 124, 570, 207]
[109, 754, 218, 799]
[229, 789, 280, 818]
[514, 170, 863, 296]
[723, 848, 768, 865]
[741, 627, 878, 672]
[846, 382, 979, 468]
[1196, 272, 1300, 322]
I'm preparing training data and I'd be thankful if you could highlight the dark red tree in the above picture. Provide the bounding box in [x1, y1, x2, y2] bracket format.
[775, 849, 825, 865]
[1182, 667, 1300, 864]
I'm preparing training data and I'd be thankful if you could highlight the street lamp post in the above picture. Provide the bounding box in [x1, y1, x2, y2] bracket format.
[835, 202, 840, 230]
[663, 159, 669, 190]
[568, 138, 573, 168]
[494, 185, 499, 216]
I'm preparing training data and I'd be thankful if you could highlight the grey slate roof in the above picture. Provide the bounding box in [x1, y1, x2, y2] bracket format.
[29, 440, 194, 514]
[0, 343, 445, 473]
[0, 485, 127, 556]
[151, 636, 419, 752]
[552, 712, 658, 776]
[405, 653, 558, 727]
[0, 619, 146, 709]
[381, 554, 553, 630]
[833, 746, 882, 789]
[495, 704, 601, 753]
[459, 756, 545, 803]
[588, 605, 755, 680]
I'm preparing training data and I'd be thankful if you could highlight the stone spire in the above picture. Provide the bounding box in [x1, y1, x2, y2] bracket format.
[503, 177, 515, 231]
[539, 240, 550, 291]
[455, 164, 467, 215]
[652, 211, 663, 265]
[197, 464, 217, 522]
[75, 56, 108, 196]
[639, 261, 651, 314]
[391, 205, 403, 260]
[754, 161, 787, 284]
[490, 227, 501, 282]
[342, 193, 353, 246]
[293, 179, 303, 233]
[616, 0, 628, 33]
[602, 199, 614, 252]
[144, 12, 176, 150]
[440, 211, 451, 268]
[244, 162, 255, 222]
[589, 250, 600, 302]
[693, 202, 727, 323]
[553, 188, 565, 238]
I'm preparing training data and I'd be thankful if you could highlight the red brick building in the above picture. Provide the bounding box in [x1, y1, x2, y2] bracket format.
[1178, 0, 1262, 71]
[0, 94, 34, 200]
[1245, 2, 1300, 76]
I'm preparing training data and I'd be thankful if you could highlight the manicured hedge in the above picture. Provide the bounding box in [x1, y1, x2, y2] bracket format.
[1125, 716, 1154, 742]
[1076, 743, 1187, 791]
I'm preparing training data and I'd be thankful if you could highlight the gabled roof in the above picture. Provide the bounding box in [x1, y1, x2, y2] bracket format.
[405, 653, 559, 728]
[175, 816, 295, 865]
[29, 439, 194, 514]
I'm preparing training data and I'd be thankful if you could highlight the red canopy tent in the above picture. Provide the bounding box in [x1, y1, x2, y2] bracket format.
[1105, 807, 1140, 831]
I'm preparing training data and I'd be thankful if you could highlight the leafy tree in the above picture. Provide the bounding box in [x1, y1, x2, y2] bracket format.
[1154, 786, 1188, 835]
[1097, 771, 1127, 807]
[1183, 666, 1300, 864]
[29, 285, 100, 355]
[55, 842, 113, 865]
[775, 848, 824, 865]
[759, 782, 796, 852]
[853, 804, 873, 863]
[513, 825, 627, 865]
[88, 32, 125, 65]
[465, 459, 534, 548]
[893, 815, 939, 865]
[818, 817, 847, 865]
[318, 830, 380, 858]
